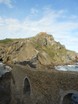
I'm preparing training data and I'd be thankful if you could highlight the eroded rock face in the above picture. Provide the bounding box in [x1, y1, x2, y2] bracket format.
[0, 32, 78, 66]
[38, 52, 52, 65]
[0, 63, 12, 104]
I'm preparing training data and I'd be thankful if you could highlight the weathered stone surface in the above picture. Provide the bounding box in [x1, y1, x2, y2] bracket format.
[10, 64, 78, 104]
[0, 63, 12, 104]
[0, 32, 78, 66]
[38, 51, 52, 65]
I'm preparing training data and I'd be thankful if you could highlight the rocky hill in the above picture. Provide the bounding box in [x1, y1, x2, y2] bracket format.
[0, 32, 78, 68]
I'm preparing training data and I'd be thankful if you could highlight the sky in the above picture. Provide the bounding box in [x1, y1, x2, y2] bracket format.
[0, 0, 78, 52]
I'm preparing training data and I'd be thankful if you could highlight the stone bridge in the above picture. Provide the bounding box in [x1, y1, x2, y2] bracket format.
[11, 65, 78, 104]
[0, 64, 78, 104]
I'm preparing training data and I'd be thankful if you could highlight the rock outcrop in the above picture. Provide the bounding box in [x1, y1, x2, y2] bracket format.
[0, 32, 78, 67]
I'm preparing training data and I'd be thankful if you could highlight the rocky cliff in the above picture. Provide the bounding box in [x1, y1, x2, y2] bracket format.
[0, 32, 78, 67]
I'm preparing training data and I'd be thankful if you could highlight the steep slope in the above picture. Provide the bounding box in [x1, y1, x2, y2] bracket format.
[31, 32, 78, 65]
[0, 32, 77, 67]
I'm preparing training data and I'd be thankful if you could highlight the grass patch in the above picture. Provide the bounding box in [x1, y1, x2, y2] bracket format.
[0, 38, 13, 44]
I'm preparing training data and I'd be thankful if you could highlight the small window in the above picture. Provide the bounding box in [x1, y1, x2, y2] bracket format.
[23, 78, 30, 96]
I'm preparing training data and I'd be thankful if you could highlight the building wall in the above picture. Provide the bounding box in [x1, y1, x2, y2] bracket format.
[0, 72, 12, 104]
[11, 65, 78, 104]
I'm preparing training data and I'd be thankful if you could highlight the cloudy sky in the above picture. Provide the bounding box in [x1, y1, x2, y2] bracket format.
[0, 0, 78, 52]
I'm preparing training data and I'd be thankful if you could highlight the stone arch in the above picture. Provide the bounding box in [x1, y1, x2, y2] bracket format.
[60, 90, 78, 104]
[23, 77, 31, 96]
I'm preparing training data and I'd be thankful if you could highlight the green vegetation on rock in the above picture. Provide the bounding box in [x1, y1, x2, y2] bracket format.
[0, 32, 77, 66]
[0, 38, 13, 44]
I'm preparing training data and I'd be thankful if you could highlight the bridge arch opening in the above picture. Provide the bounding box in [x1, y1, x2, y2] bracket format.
[23, 77, 31, 96]
[62, 93, 73, 104]
[60, 90, 78, 104]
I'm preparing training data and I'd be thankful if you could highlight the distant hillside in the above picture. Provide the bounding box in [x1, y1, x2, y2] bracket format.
[0, 32, 78, 68]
